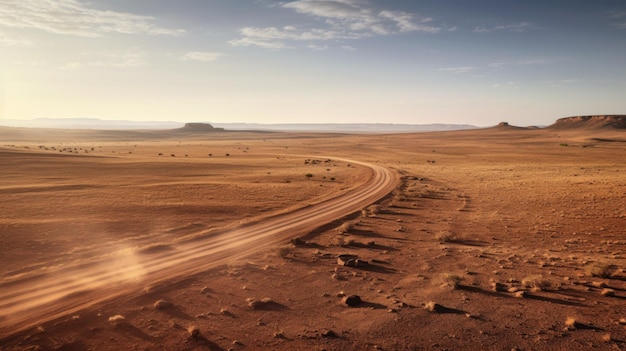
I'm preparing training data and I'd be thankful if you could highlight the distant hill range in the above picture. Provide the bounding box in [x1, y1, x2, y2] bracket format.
[0, 118, 477, 133]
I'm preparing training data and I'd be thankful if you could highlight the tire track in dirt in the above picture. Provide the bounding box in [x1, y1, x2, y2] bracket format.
[0, 157, 398, 337]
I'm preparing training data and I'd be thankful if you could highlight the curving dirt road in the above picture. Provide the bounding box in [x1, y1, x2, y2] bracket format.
[0, 157, 398, 337]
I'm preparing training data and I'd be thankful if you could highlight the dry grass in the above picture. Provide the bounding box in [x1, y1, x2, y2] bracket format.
[435, 231, 455, 243]
[586, 262, 618, 278]
[336, 222, 354, 234]
[438, 273, 463, 289]
[521, 275, 552, 290]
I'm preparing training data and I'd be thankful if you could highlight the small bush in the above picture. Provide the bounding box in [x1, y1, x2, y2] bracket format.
[336, 222, 353, 234]
[435, 231, 454, 243]
[586, 262, 618, 278]
[439, 273, 463, 289]
[522, 275, 552, 289]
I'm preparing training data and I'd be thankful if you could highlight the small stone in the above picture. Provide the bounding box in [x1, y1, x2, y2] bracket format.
[321, 330, 338, 338]
[342, 295, 362, 307]
[187, 326, 200, 338]
[154, 299, 172, 310]
[601, 288, 615, 297]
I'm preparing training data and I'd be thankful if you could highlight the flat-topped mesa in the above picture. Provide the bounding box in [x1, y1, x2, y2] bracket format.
[548, 115, 626, 130]
[178, 123, 224, 132]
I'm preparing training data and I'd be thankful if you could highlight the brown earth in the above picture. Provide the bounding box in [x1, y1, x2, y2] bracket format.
[0, 124, 625, 351]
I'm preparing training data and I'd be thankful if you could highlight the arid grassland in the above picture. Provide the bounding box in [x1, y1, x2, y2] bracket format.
[1, 119, 625, 350]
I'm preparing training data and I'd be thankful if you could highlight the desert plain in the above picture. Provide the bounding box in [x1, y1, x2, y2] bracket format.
[1, 116, 625, 350]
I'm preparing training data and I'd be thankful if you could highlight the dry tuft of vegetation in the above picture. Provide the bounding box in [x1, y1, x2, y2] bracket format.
[435, 231, 455, 243]
[336, 222, 354, 234]
[586, 262, 618, 278]
[521, 275, 552, 290]
[425, 301, 443, 313]
[438, 272, 463, 289]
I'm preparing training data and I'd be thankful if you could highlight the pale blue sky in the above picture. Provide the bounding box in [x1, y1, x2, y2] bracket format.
[1, 0, 625, 126]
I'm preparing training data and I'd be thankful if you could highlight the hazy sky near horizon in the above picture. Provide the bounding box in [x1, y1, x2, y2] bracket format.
[1, 0, 625, 127]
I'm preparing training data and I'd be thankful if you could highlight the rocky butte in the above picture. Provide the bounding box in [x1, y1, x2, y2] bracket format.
[547, 115, 626, 130]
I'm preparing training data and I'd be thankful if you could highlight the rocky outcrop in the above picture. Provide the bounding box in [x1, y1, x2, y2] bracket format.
[177, 123, 224, 132]
[548, 115, 626, 130]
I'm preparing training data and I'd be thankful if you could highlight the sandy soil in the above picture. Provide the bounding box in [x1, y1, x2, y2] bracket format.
[1, 125, 625, 350]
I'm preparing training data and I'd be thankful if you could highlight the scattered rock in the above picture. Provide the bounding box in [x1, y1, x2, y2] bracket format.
[342, 295, 362, 307]
[491, 281, 507, 292]
[291, 237, 307, 246]
[514, 291, 527, 298]
[337, 254, 369, 268]
[108, 315, 125, 323]
[424, 301, 445, 313]
[601, 288, 615, 297]
[187, 326, 200, 339]
[322, 330, 338, 338]
[154, 299, 173, 310]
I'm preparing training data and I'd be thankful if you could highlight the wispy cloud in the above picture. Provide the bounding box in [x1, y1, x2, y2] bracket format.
[440, 58, 552, 75]
[438, 66, 477, 74]
[0, 0, 185, 38]
[489, 58, 553, 69]
[492, 81, 519, 88]
[473, 22, 536, 33]
[0, 31, 31, 46]
[307, 44, 328, 51]
[609, 11, 626, 28]
[60, 51, 147, 70]
[230, 0, 440, 49]
[182, 52, 223, 62]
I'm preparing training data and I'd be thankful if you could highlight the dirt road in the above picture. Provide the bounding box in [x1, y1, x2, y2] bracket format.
[0, 157, 398, 337]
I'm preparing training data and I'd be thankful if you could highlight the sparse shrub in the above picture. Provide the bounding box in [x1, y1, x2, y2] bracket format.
[368, 205, 381, 217]
[435, 231, 454, 243]
[439, 273, 463, 289]
[305, 173, 313, 178]
[521, 275, 552, 290]
[336, 222, 353, 234]
[277, 246, 292, 259]
[586, 262, 618, 278]
[425, 301, 442, 313]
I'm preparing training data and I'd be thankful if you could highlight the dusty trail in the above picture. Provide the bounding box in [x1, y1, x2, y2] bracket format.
[0, 157, 398, 337]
